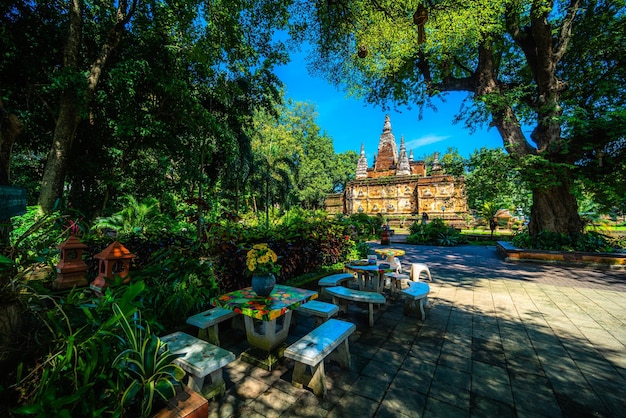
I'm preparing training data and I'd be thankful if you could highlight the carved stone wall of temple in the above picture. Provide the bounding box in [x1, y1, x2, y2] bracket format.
[324, 114, 468, 227]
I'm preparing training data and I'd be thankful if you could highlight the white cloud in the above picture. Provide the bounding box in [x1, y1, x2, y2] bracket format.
[406, 135, 449, 150]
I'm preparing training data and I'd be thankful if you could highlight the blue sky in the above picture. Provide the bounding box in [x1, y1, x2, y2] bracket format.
[274, 48, 505, 163]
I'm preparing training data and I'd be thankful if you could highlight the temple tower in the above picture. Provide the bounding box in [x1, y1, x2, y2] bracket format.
[396, 136, 411, 176]
[356, 143, 368, 179]
[374, 115, 398, 172]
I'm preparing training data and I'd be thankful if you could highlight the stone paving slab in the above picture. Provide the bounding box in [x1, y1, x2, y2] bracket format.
[206, 245, 626, 417]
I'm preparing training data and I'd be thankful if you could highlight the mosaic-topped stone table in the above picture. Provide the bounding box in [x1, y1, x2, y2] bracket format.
[344, 261, 396, 293]
[211, 285, 318, 369]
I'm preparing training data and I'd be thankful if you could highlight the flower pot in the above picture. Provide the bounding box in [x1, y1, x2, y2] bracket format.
[151, 385, 208, 418]
[251, 274, 276, 297]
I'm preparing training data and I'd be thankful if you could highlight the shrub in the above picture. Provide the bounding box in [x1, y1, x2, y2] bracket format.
[406, 218, 461, 246]
[511, 230, 617, 252]
[12, 282, 183, 417]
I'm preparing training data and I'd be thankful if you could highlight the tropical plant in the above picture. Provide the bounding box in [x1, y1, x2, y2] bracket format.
[111, 303, 184, 418]
[465, 147, 532, 214]
[437, 230, 460, 247]
[511, 230, 618, 253]
[93, 195, 164, 236]
[11, 281, 183, 416]
[133, 241, 219, 329]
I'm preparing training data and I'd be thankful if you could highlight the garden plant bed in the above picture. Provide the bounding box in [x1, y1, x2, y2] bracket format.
[497, 241, 626, 268]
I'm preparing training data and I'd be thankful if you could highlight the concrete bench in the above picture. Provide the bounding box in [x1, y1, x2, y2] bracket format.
[186, 307, 237, 346]
[384, 271, 411, 296]
[325, 286, 386, 327]
[284, 318, 356, 398]
[401, 281, 431, 320]
[295, 300, 340, 327]
[318, 273, 354, 296]
[161, 331, 236, 399]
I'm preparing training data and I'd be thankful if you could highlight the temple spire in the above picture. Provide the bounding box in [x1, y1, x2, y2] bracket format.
[431, 151, 442, 173]
[374, 114, 398, 171]
[355, 143, 369, 178]
[383, 114, 392, 133]
[396, 135, 411, 176]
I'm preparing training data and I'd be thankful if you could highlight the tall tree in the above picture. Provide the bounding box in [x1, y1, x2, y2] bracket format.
[38, 0, 138, 213]
[329, 150, 359, 193]
[289, 0, 626, 237]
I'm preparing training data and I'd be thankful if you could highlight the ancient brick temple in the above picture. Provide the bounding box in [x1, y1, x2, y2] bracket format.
[325, 115, 468, 227]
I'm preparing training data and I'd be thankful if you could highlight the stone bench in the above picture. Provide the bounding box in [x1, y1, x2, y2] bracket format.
[186, 307, 238, 346]
[401, 282, 431, 320]
[161, 331, 236, 399]
[284, 318, 356, 398]
[318, 273, 354, 296]
[295, 300, 340, 327]
[325, 286, 386, 327]
[384, 271, 411, 296]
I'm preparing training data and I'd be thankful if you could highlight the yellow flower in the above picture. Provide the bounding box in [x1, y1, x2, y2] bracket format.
[245, 243, 280, 276]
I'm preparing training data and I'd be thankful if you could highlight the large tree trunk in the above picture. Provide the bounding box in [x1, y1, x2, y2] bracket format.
[426, 2, 584, 238]
[38, 0, 137, 213]
[38, 0, 82, 213]
[464, 2, 583, 238]
[529, 182, 584, 236]
[38, 93, 80, 213]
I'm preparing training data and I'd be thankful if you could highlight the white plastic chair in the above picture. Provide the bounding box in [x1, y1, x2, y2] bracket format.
[409, 263, 432, 282]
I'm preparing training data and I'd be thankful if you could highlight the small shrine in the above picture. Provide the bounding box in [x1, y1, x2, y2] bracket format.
[325, 115, 468, 227]
[90, 241, 135, 294]
[53, 235, 89, 289]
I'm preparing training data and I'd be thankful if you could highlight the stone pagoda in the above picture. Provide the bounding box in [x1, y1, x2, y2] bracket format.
[324, 115, 468, 227]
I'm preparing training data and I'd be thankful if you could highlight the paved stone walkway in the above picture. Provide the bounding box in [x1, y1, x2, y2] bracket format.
[206, 244, 626, 417]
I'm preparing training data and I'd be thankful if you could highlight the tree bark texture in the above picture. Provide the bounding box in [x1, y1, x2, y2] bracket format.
[529, 182, 584, 237]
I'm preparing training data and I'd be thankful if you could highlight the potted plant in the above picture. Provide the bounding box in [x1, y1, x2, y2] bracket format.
[246, 243, 280, 297]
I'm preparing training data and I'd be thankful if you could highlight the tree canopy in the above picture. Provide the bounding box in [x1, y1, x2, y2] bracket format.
[1, 0, 292, 215]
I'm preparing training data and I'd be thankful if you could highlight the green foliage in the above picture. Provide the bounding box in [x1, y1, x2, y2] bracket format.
[406, 218, 460, 246]
[421, 148, 466, 177]
[5, 0, 292, 217]
[343, 213, 383, 241]
[12, 282, 182, 417]
[199, 210, 361, 293]
[8, 207, 62, 263]
[249, 99, 345, 217]
[355, 241, 371, 259]
[131, 240, 219, 330]
[511, 230, 617, 253]
[465, 147, 532, 213]
[111, 304, 184, 417]
[92, 195, 166, 236]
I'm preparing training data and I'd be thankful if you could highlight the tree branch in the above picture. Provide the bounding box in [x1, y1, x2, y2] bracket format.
[86, 0, 138, 98]
[554, 0, 582, 63]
